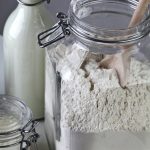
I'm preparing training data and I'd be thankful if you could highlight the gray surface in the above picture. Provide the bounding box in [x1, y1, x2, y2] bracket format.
[0, 0, 70, 34]
[37, 122, 50, 150]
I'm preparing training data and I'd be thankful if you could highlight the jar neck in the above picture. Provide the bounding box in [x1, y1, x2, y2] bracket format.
[0, 120, 39, 149]
[0, 131, 22, 148]
[68, 0, 150, 46]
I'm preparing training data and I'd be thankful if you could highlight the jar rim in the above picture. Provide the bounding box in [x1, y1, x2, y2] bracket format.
[69, 0, 150, 44]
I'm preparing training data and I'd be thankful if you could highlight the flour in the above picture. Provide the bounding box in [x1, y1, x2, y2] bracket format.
[48, 43, 150, 133]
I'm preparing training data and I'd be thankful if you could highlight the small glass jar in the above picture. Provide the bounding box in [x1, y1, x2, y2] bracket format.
[38, 0, 150, 150]
[0, 95, 39, 150]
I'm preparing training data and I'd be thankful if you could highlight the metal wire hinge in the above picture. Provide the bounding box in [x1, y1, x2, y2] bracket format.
[20, 120, 40, 150]
[38, 12, 70, 48]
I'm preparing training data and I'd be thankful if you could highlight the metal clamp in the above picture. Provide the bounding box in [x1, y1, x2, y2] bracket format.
[20, 120, 40, 150]
[38, 12, 70, 48]
[17, 0, 50, 6]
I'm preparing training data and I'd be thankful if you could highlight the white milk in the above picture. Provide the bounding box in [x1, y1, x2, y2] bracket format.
[3, 0, 53, 118]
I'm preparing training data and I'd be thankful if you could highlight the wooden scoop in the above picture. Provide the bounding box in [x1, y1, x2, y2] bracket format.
[99, 0, 150, 87]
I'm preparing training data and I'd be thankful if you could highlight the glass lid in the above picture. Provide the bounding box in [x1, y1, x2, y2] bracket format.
[0, 95, 32, 134]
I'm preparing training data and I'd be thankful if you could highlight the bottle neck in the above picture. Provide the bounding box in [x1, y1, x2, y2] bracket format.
[21, 0, 41, 3]
[17, 0, 50, 6]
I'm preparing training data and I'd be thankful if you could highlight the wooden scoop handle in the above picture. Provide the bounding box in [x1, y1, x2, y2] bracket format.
[123, 0, 149, 50]
[129, 0, 149, 28]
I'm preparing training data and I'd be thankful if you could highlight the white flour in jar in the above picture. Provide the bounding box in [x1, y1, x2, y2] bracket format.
[61, 58, 150, 133]
[46, 43, 150, 150]
[48, 43, 150, 133]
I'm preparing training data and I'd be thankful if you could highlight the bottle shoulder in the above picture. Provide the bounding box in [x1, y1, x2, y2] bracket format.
[3, 4, 53, 40]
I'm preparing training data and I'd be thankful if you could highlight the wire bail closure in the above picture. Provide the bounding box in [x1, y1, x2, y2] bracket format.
[38, 12, 70, 48]
[20, 120, 40, 150]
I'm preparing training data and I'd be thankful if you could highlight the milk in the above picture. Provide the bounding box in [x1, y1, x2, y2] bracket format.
[3, 0, 53, 118]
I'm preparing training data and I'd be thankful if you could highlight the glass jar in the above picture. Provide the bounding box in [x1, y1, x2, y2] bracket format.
[0, 95, 39, 150]
[38, 0, 150, 150]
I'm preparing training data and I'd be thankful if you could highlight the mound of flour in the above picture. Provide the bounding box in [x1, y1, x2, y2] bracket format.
[48, 43, 150, 133]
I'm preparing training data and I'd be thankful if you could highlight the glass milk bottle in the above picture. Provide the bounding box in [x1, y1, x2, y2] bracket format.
[3, 0, 53, 119]
[0, 95, 39, 150]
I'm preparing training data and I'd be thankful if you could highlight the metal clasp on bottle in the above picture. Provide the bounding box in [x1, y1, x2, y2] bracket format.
[20, 120, 40, 150]
[38, 12, 70, 48]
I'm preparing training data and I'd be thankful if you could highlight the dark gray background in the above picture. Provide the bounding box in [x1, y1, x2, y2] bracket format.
[0, 0, 70, 34]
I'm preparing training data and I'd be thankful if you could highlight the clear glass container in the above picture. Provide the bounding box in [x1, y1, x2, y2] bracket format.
[38, 0, 150, 150]
[0, 95, 39, 150]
